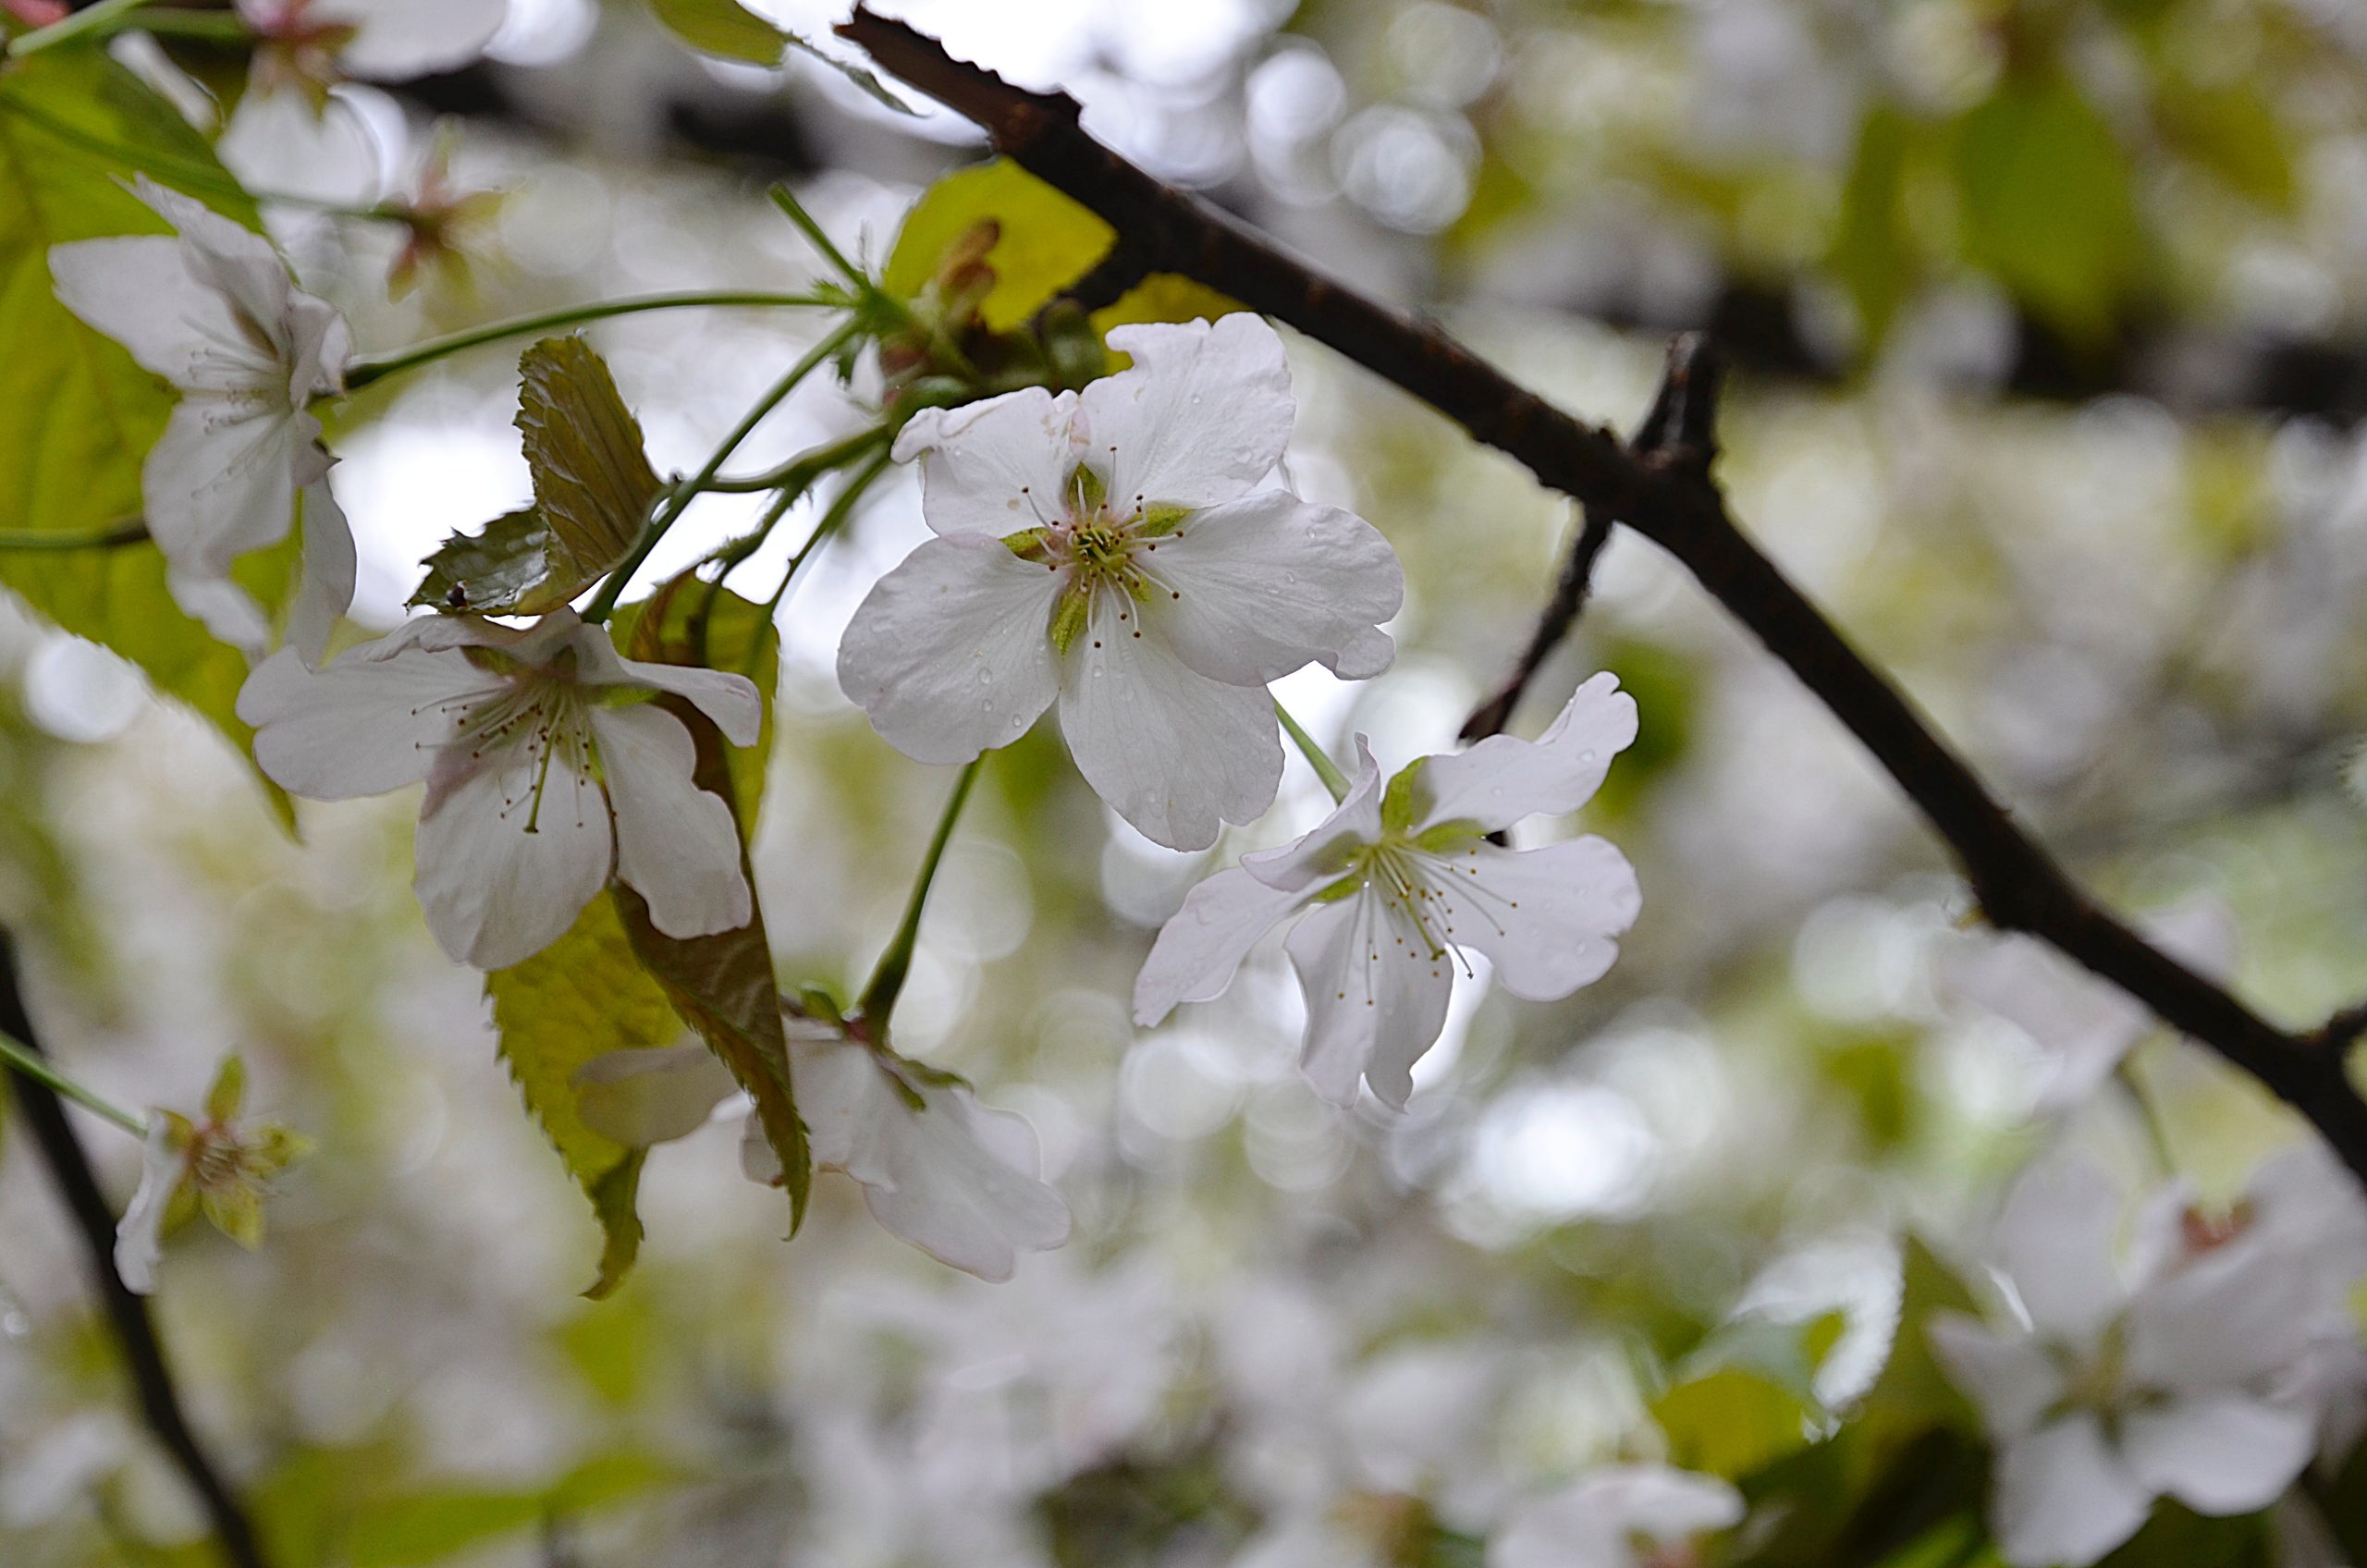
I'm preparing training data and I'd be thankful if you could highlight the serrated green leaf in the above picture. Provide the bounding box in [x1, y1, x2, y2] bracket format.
[645, 0, 785, 64]
[886, 158, 1118, 333]
[515, 336, 660, 589]
[0, 50, 300, 790]
[407, 508, 559, 614]
[614, 575, 809, 1223]
[781, 34, 914, 114]
[486, 898, 683, 1299]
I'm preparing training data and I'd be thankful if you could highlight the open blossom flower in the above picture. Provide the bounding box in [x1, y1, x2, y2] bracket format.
[743, 1016, 1072, 1282]
[235, 608, 759, 970]
[1489, 1465, 1745, 1568]
[838, 313, 1404, 851]
[1944, 896, 2234, 1112]
[1928, 1147, 2346, 1568]
[238, 0, 509, 92]
[1134, 674, 1642, 1107]
[49, 176, 353, 662]
[114, 1057, 310, 1296]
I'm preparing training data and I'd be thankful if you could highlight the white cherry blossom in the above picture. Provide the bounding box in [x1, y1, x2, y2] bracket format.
[235, 608, 759, 970]
[1944, 895, 2235, 1112]
[237, 0, 509, 84]
[49, 176, 353, 662]
[1134, 674, 1642, 1107]
[740, 1017, 1071, 1282]
[838, 313, 1404, 851]
[1489, 1465, 1745, 1568]
[1929, 1147, 2345, 1568]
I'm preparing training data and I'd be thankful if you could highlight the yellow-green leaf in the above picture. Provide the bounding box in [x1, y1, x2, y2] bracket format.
[0, 50, 300, 781]
[1090, 272, 1244, 337]
[644, 0, 785, 64]
[1953, 74, 2141, 344]
[408, 508, 563, 614]
[885, 158, 1117, 332]
[486, 898, 684, 1298]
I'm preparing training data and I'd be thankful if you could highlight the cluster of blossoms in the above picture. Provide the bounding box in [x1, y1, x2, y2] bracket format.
[49, 179, 1644, 1289]
[38, 118, 2367, 1568]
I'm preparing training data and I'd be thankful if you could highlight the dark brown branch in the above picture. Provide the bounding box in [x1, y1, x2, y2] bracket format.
[0, 933, 271, 1568]
[1461, 335, 1724, 741]
[837, 6, 2367, 1185]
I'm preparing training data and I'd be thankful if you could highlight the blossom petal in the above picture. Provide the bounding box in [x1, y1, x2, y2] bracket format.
[1085, 315, 1294, 510]
[1411, 672, 1638, 836]
[128, 176, 296, 349]
[1993, 1147, 2129, 1348]
[1058, 592, 1282, 851]
[144, 393, 312, 578]
[111, 1118, 181, 1297]
[1443, 837, 1639, 1001]
[1147, 490, 1403, 684]
[571, 622, 763, 747]
[312, 0, 509, 76]
[1494, 1464, 1745, 1568]
[1990, 1415, 2153, 1568]
[50, 235, 274, 391]
[285, 480, 354, 667]
[591, 704, 751, 941]
[413, 743, 612, 970]
[572, 1043, 740, 1146]
[1242, 737, 1385, 893]
[166, 567, 271, 655]
[793, 1035, 1072, 1281]
[1132, 867, 1312, 1025]
[1926, 1312, 2063, 1440]
[2126, 1235, 2328, 1393]
[1286, 887, 1453, 1109]
[838, 533, 1064, 765]
[2120, 1393, 2315, 1516]
[892, 386, 1084, 538]
[238, 643, 483, 800]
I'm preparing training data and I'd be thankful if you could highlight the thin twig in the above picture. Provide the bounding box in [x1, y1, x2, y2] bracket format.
[835, 7, 2367, 1184]
[0, 933, 271, 1568]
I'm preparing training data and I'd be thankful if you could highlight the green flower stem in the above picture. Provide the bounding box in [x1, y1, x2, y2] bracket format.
[767, 183, 984, 386]
[735, 447, 892, 678]
[0, 521, 150, 551]
[856, 755, 985, 1034]
[1275, 699, 1350, 803]
[0, 1029, 144, 1138]
[6, 0, 156, 56]
[341, 292, 836, 393]
[581, 317, 862, 625]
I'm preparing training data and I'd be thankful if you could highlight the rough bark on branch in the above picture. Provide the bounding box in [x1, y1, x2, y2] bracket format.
[838, 6, 2367, 1184]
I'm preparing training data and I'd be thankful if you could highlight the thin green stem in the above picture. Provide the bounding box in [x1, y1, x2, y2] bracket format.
[7, 0, 155, 56]
[1276, 699, 1350, 802]
[582, 319, 861, 624]
[341, 292, 835, 392]
[729, 449, 890, 678]
[767, 184, 866, 287]
[856, 756, 985, 1033]
[0, 521, 150, 552]
[0, 1030, 144, 1139]
[767, 184, 985, 385]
